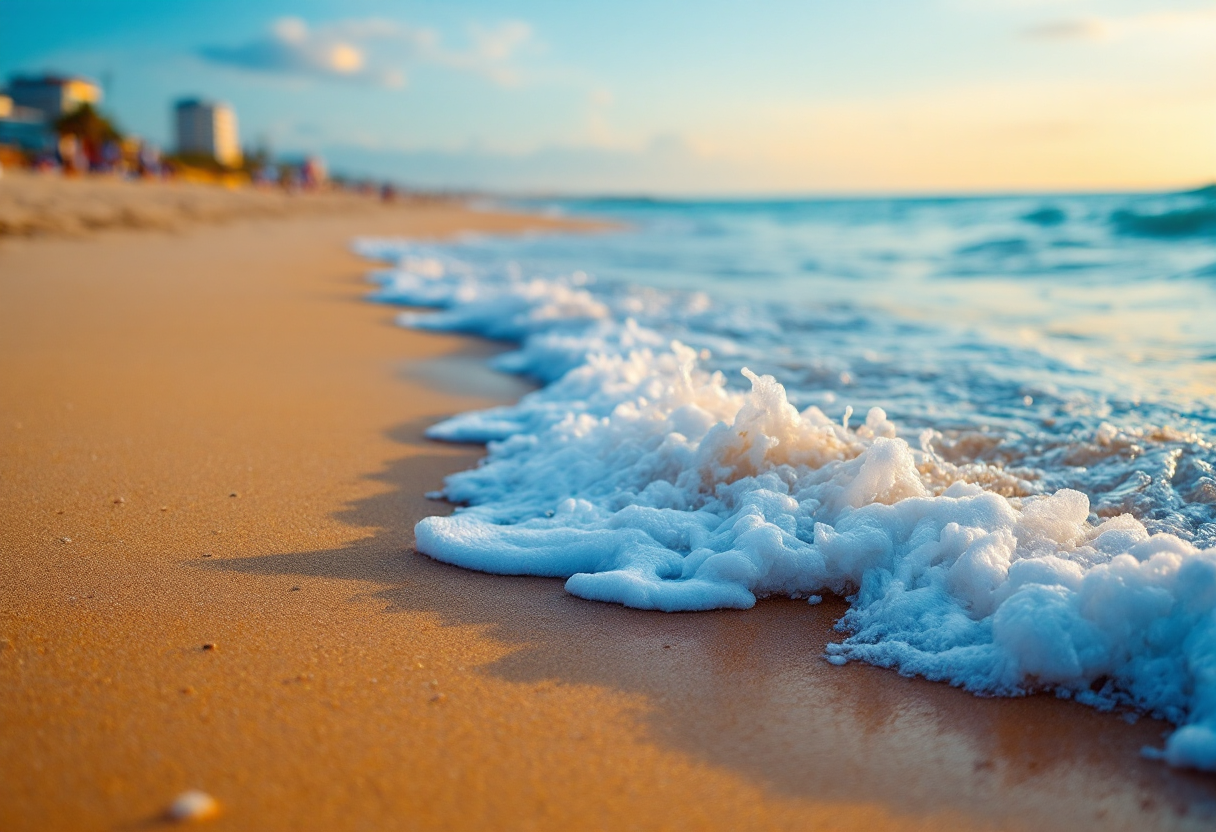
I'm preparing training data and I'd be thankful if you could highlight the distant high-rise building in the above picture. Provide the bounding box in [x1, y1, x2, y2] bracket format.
[0, 74, 98, 152]
[174, 98, 241, 166]
[8, 75, 102, 118]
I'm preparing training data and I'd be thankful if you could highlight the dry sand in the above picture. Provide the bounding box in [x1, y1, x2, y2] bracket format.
[2, 178, 1215, 831]
[0, 168, 427, 238]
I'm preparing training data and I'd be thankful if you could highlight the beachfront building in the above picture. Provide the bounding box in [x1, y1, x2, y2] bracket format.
[0, 106, 55, 152]
[0, 92, 46, 151]
[0, 75, 103, 153]
[174, 98, 241, 166]
[8, 75, 102, 118]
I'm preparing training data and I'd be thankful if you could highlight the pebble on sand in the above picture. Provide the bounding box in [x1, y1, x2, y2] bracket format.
[166, 789, 219, 822]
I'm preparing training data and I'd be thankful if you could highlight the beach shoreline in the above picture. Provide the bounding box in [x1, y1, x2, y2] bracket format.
[2, 181, 1215, 830]
[0, 167, 471, 239]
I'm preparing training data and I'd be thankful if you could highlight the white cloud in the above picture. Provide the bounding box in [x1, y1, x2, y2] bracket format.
[1023, 7, 1216, 42]
[452, 21, 533, 86]
[200, 16, 533, 88]
[949, 0, 1083, 9]
[1022, 17, 1113, 41]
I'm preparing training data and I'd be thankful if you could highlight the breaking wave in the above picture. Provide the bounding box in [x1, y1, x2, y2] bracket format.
[356, 189, 1216, 772]
[1112, 188, 1216, 239]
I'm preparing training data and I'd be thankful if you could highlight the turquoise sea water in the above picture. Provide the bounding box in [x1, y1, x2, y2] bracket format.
[462, 186, 1216, 545]
[360, 184, 1216, 770]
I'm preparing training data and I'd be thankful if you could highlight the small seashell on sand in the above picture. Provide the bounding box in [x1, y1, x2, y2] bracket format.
[166, 789, 219, 822]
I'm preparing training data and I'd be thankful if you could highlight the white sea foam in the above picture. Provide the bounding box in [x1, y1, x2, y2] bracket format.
[358, 235, 1216, 772]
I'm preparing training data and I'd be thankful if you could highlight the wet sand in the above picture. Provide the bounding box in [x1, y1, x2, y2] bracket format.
[1, 189, 1215, 830]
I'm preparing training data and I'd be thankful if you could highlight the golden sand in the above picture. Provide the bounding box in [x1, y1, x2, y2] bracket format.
[1, 178, 1214, 830]
[0, 168, 431, 238]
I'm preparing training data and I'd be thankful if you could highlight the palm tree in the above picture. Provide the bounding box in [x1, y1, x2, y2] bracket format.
[54, 103, 122, 147]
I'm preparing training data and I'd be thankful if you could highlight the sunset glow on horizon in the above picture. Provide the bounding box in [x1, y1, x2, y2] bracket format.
[4, 0, 1213, 194]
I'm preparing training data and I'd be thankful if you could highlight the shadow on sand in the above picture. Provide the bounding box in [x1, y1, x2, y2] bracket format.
[211, 414, 1216, 828]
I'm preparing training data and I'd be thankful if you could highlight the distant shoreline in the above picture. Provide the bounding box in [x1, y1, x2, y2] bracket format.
[0, 168, 472, 240]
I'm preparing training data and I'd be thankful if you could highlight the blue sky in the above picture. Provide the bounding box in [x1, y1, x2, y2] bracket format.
[3, 0, 1214, 194]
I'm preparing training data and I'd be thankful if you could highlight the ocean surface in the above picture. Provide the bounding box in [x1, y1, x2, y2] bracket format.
[358, 186, 1216, 770]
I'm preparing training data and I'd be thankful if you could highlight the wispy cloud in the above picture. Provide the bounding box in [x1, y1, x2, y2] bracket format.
[199, 17, 534, 88]
[455, 22, 533, 86]
[1022, 8, 1216, 43]
[1022, 17, 1112, 41]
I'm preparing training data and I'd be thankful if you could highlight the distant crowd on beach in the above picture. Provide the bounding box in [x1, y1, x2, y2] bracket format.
[0, 72, 408, 202]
